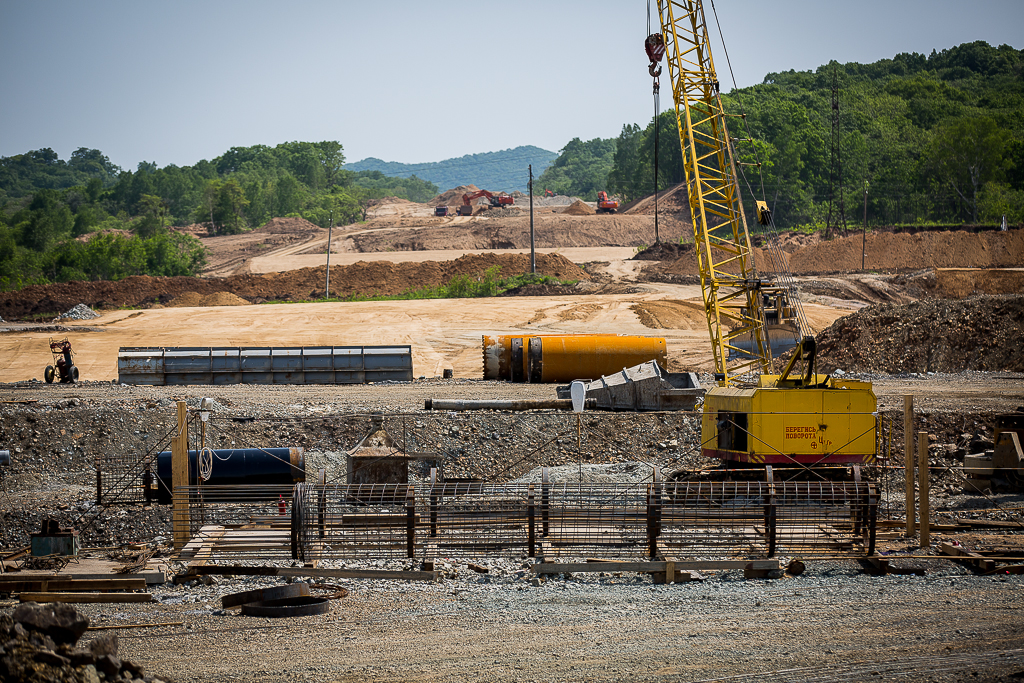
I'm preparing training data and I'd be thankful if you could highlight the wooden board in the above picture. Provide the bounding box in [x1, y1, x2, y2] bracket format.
[189, 565, 438, 582]
[0, 578, 146, 592]
[19, 592, 153, 603]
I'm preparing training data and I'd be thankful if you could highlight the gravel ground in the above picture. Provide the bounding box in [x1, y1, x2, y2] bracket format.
[2, 374, 1023, 682]
[2, 557, 1021, 683]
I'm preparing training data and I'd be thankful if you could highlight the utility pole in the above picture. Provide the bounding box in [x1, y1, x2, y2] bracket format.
[862, 183, 868, 271]
[825, 65, 848, 240]
[325, 210, 333, 299]
[529, 165, 536, 274]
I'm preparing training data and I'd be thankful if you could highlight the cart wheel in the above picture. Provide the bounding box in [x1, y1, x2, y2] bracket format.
[44, 366, 55, 383]
[69, 366, 79, 383]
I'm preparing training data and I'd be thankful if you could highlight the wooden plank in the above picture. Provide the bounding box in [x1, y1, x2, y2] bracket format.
[0, 579, 146, 592]
[171, 401, 189, 551]
[939, 542, 997, 571]
[189, 527, 227, 568]
[905, 395, 915, 537]
[19, 592, 153, 604]
[919, 431, 930, 549]
[0, 572, 165, 585]
[950, 518, 1024, 530]
[189, 565, 438, 582]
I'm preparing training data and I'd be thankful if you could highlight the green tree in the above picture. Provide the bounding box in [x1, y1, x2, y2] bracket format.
[926, 116, 1007, 222]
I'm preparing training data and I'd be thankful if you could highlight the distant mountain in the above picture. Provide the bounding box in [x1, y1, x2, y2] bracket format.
[345, 145, 558, 193]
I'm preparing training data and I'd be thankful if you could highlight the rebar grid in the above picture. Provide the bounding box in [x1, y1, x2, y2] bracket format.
[280, 479, 877, 562]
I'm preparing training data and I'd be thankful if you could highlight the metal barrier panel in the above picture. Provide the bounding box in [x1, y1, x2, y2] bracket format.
[117, 346, 413, 385]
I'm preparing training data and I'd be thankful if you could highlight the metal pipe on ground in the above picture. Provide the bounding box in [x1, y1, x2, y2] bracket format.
[155, 447, 304, 504]
[482, 334, 667, 383]
[424, 398, 597, 411]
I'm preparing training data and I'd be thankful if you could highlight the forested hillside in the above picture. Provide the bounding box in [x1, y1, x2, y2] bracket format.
[345, 146, 557, 193]
[562, 41, 1024, 228]
[0, 141, 437, 290]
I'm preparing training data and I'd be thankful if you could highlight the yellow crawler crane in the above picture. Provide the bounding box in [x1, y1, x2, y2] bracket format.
[654, 0, 877, 466]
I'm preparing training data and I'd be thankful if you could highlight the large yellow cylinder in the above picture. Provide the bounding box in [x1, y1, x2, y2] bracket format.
[482, 334, 666, 383]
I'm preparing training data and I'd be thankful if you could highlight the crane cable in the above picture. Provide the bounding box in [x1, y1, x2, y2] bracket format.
[707, 0, 811, 337]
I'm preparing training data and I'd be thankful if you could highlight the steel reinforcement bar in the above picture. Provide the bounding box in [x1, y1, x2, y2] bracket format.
[275, 477, 878, 562]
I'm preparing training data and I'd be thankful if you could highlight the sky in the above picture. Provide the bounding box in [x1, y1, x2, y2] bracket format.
[2, 0, 1022, 172]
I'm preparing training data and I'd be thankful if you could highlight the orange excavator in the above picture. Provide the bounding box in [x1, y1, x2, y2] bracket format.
[596, 191, 619, 214]
[457, 190, 514, 216]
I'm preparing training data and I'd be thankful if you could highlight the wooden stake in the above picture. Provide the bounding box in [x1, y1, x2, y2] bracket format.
[172, 401, 189, 551]
[904, 395, 915, 536]
[919, 431, 930, 549]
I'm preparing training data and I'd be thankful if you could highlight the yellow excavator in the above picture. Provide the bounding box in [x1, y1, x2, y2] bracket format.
[650, 1, 877, 468]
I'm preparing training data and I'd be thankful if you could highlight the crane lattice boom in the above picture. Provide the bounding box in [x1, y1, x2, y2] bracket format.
[657, 0, 771, 385]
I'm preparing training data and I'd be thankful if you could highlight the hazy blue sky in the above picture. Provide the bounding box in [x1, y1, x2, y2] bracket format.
[2, 0, 1021, 171]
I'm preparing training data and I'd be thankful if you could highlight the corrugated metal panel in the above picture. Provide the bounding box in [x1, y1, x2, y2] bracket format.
[240, 348, 272, 372]
[211, 348, 240, 372]
[272, 348, 302, 372]
[303, 347, 333, 371]
[117, 345, 413, 385]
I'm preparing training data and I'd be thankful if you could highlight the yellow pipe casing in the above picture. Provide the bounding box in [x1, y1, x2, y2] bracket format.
[482, 334, 666, 383]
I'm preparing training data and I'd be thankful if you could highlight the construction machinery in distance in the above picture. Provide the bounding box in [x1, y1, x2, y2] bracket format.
[44, 337, 79, 384]
[434, 205, 450, 217]
[652, 0, 877, 468]
[596, 191, 620, 214]
[457, 190, 514, 216]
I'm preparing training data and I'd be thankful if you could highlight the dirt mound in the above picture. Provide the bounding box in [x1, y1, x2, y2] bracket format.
[0, 253, 589, 318]
[814, 295, 1024, 373]
[562, 200, 596, 215]
[622, 182, 691, 215]
[167, 291, 251, 307]
[788, 229, 1024, 273]
[254, 216, 321, 234]
[429, 185, 481, 206]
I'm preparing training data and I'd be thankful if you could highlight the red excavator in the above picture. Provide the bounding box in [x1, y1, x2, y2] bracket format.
[457, 190, 514, 216]
[596, 191, 619, 214]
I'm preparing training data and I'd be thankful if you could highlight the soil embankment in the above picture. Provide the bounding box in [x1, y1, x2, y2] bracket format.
[0, 253, 589, 319]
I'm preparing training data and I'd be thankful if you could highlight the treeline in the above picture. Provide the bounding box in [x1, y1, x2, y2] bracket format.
[0, 141, 438, 290]
[345, 146, 558, 194]
[548, 41, 1024, 228]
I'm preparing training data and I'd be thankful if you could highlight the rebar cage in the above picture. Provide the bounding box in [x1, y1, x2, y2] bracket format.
[173, 472, 877, 562]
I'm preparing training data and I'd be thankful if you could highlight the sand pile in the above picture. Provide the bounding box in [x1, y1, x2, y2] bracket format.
[166, 291, 251, 307]
[429, 185, 481, 206]
[563, 200, 597, 215]
[813, 294, 1024, 373]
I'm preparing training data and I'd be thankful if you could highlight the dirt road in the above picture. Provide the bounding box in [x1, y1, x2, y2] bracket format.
[0, 282, 850, 382]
